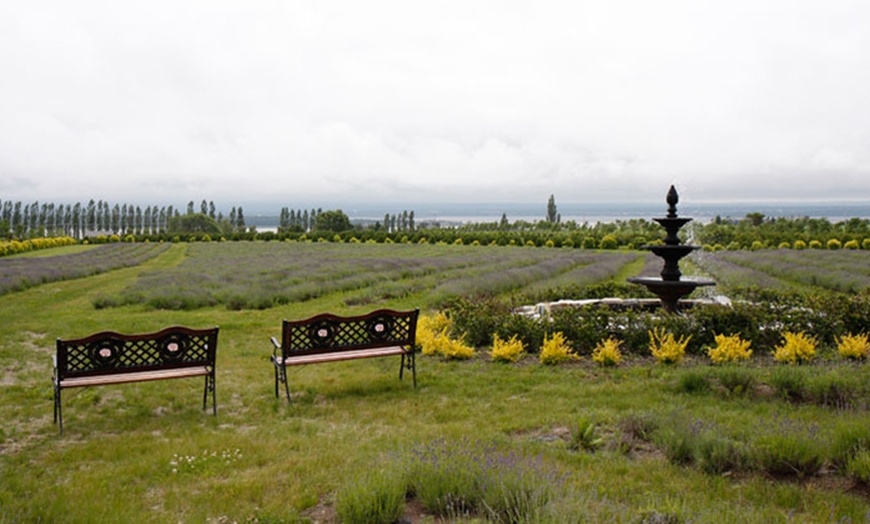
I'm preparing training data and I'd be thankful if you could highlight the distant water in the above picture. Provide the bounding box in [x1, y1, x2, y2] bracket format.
[245, 201, 870, 230]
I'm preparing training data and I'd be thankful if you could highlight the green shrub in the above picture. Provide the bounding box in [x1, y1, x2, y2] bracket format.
[712, 366, 756, 397]
[847, 451, 870, 484]
[335, 469, 405, 524]
[676, 370, 711, 395]
[406, 439, 563, 522]
[568, 418, 603, 452]
[751, 417, 828, 477]
[599, 234, 618, 250]
[769, 366, 809, 402]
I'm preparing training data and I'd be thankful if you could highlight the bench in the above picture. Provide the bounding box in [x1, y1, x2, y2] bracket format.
[53, 326, 219, 434]
[270, 308, 419, 401]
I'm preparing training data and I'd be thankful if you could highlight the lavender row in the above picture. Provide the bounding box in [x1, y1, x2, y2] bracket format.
[0, 243, 170, 297]
[97, 242, 634, 310]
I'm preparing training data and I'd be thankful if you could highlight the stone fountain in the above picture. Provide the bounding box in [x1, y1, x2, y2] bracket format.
[627, 185, 715, 313]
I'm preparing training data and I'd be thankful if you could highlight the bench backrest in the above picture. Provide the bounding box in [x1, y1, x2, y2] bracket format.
[281, 309, 418, 357]
[56, 326, 219, 380]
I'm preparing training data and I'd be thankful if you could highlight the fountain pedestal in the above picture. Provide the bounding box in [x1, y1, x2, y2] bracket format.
[627, 186, 715, 313]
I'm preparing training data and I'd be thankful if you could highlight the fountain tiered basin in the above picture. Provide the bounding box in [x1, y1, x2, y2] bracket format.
[627, 185, 715, 313]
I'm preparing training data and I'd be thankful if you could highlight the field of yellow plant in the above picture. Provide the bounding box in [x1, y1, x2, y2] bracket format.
[416, 312, 475, 360]
[648, 327, 690, 365]
[540, 331, 578, 365]
[773, 331, 817, 364]
[707, 333, 753, 364]
[837, 333, 870, 360]
[490, 333, 525, 363]
[592, 337, 622, 367]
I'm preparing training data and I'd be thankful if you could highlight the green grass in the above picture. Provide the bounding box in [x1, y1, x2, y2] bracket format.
[2, 244, 870, 522]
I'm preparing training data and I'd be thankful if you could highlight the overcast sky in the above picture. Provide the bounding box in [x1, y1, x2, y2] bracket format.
[2, 1, 869, 210]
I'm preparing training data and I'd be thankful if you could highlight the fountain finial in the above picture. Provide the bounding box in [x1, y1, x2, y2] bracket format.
[666, 185, 679, 218]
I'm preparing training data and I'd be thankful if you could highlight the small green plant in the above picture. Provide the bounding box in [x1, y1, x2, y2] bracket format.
[592, 337, 622, 367]
[769, 366, 808, 402]
[539, 331, 578, 365]
[648, 327, 690, 365]
[676, 370, 711, 395]
[773, 331, 817, 364]
[713, 367, 756, 397]
[837, 333, 870, 360]
[847, 451, 870, 484]
[707, 333, 752, 364]
[491, 333, 525, 363]
[751, 416, 828, 478]
[405, 439, 563, 522]
[568, 418, 604, 452]
[335, 468, 405, 524]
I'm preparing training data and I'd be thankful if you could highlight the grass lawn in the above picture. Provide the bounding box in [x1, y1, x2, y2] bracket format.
[1, 243, 869, 523]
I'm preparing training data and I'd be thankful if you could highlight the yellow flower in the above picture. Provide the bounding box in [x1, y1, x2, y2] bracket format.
[649, 327, 690, 365]
[540, 332, 578, 365]
[491, 333, 525, 363]
[707, 333, 752, 364]
[837, 333, 870, 360]
[773, 331, 817, 364]
[592, 337, 622, 367]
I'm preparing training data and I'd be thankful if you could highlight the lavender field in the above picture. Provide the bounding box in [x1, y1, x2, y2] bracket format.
[92, 242, 643, 310]
[699, 249, 870, 294]
[0, 243, 170, 297]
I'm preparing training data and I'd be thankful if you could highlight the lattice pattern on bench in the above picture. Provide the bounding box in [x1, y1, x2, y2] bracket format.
[284, 311, 417, 355]
[58, 329, 214, 378]
[272, 308, 419, 401]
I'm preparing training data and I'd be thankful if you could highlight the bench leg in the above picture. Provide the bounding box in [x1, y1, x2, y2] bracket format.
[203, 372, 217, 416]
[275, 362, 291, 402]
[400, 353, 417, 388]
[54, 386, 63, 435]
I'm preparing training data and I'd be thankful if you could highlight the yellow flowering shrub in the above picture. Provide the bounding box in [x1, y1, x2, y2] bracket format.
[707, 333, 753, 364]
[491, 333, 525, 363]
[415, 312, 475, 360]
[416, 313, 452, 356]
[592, 337, 622, 367]
[437, 334, 476, 360]
[648, 327, 690, 365]
[773, 331, 817, 364]
[540, 332, 578, 365]
[837, 333, 870, 360]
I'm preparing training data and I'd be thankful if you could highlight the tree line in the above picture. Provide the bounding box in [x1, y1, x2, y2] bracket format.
[3, 194, 869, 251]
[0, 198, 249, 240]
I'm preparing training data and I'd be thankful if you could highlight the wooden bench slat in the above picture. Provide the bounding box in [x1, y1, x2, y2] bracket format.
[59, 366, 211, 388]
[278, 346, 408, 366]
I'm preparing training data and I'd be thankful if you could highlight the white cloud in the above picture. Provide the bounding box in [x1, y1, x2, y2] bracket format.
[1, 0, 869, 207]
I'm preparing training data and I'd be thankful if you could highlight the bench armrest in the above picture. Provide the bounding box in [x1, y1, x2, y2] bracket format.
[270, 336, 281, 357]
